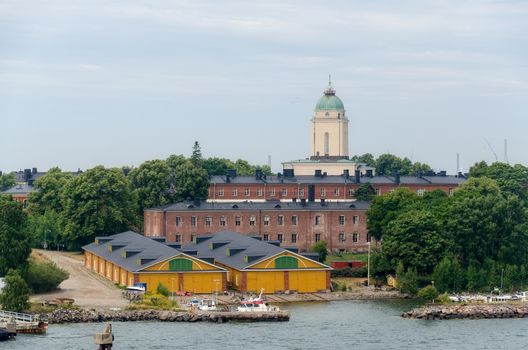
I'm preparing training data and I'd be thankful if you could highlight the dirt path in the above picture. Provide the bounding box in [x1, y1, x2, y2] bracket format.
[31, 250, 128, 310]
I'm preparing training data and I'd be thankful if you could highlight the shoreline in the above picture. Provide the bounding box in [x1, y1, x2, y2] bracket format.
[402, 303, 528, 320]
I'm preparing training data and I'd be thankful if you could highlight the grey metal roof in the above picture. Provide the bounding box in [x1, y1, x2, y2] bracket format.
[82, 231, 222, 273]
[149, 200, 370, 212]
[1, 184, 33, 194]
[180, 231, 330, 271]
[209, 174, 466, 185]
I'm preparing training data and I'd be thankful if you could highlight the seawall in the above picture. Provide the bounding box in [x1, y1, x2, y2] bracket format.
[402, 303, 528, 320]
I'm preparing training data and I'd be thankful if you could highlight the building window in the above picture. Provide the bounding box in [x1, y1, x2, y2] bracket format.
[448, 188, 454, 196]
[205, 216, 212, 227]
[315, 215, 321, 225]
[339, 232, 345, 242]
[334, 188, 340, 196]
[269, 188, 276, 196]
[339, 215, 345, 225]
[263, 215, 270, 226]
[281, 188, 287, 197]
[352, 232, 358, 242]
[353, 215, 359, 225]
[175, 234, 182, 243]
[299, 188, 305, 197]
[175, 216, 182, 227]
[315, 233, 321, 242]
[244, 188, 250, 196]
[232, 188, 238, 197]
[277, 234, 283, 242]
[348, 188, 355, 197]
[249, 215, 256, 226]
[220, 216, 227, 226]
[277, 215, 284, 226]
[417, 189, 426, 196]
[291, 215, 298, 226]
[263, 233, 269, 241]
[375, 188, 381, 196]
[190, 234, 195, 242]
[218, 188, 224, 197]
[191, 216, 197, 227]
[324, 132, 329, 155]
[235, 216, 241, 226]
[257, 188, 263, 197]
[320, 188, 326, 197]
[291, 233, 297, 243]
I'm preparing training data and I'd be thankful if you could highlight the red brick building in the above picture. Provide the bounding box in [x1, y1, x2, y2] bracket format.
[144, 200, 374, 253]
[207, 169, 466, 202]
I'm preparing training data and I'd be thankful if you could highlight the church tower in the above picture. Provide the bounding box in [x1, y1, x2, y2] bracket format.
[311, 80, 349, 159]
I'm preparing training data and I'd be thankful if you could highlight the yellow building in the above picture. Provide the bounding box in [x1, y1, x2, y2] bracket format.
[182, 231, 332, 293]
[83, 231, 226, 294]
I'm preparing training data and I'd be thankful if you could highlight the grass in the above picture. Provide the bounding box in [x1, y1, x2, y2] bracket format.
[326, 252, 368, 264]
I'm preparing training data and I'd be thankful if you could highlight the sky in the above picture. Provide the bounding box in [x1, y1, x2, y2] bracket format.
[1, 0, 527, 174]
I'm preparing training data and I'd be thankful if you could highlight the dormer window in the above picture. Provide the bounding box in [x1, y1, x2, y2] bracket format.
[325, 112, 330, 117]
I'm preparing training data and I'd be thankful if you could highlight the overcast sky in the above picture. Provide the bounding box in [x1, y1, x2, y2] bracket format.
[1, 0, 527, 174]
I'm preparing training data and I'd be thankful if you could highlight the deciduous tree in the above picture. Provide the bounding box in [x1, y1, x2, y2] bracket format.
[0, 196, 31, 275]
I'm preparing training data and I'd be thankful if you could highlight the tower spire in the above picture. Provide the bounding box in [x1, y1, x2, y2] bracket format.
[324, 74, 335, 95]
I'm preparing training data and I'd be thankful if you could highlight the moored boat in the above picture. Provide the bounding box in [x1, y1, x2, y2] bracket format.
[237, 289, 280, 312]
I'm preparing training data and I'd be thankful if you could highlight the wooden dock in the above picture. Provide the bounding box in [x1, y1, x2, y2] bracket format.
[0, 310, 48, 334]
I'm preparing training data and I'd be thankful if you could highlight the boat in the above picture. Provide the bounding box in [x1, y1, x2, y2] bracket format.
[197, 299, 217, 311]
[0, 311, 47, 334]
[237, 289, 280, 312]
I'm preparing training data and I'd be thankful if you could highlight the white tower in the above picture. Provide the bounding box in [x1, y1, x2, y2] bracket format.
[311, 80, 349, 159]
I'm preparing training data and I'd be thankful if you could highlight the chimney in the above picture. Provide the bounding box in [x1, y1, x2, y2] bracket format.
[355, 170, 361, 183]
[320, 198, 326, 206]
[394, 171, 400, 184]
[343, 169, 349, 178]
[255, 169, 263, 180]
[322, 172, 327, 177]
[227, 169, 237, 178]
[292, 197, 297, 202]
[283, 169, 294, 177]
[32, 167, 37, 175]
[300, 198, 306, 207]
[24, 169, 31, 182]
[366, 169, 373, 178]
[226, 174, 231, 183]
[314, 169, 322, 177]
[193, 198, 201, 207]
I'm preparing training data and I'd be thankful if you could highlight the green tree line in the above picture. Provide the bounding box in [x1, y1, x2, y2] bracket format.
[368, 161, 528, 294]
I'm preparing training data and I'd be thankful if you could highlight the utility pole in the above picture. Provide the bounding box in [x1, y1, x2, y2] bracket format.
[367, 241, 371, 288]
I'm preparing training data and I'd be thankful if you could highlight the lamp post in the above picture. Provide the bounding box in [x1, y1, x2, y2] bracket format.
[214, 279, 220, 303]
[367, 241, 371, 288]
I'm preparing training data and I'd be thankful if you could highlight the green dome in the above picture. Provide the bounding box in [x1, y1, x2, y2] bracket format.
[315, 88, 345, 111]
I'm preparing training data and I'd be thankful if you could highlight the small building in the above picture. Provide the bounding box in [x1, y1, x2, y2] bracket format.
[330, 260, 366, 269]
[82, 231, 227, 294]
[181, 231, 332, 293]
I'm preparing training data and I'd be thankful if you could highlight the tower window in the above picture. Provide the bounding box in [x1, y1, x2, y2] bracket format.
[324, 132, 329, 155]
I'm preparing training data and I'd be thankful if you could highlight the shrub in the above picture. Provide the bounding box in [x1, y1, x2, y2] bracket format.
[26, 259, 69, 293]
[418, 285, 439, 302]
[156, 282, 169, 297]
[331, 267, 367, 278]
[0, 269, 30, 312]
[309, 241, 328, 262]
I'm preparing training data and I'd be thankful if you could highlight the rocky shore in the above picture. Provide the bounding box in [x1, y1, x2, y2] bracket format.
[402, 303, 528, 320]
[40, 308, 289, 324]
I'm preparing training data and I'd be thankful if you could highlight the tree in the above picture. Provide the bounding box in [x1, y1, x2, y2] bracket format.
[129, 159, 175, 213]
[469, 161, 528, 203]
[351, 153, 376, 167]
[28, 167, 73, 214]
[0, 196, 31, 275]
[202, 157, 235, 176]
[383, 209, 452, 274]
[0, 269, 30, 312]
[27, 209, 62, 249]
[60, 166, 138, 248]
[172, 161, 209, 201]
[190, 141, 203, 167]
[396, 263, 418, 294]
[0, 173, 15, 191]
[432, 256, 465, 293]
[375, 154, 413, 175]
[411, 162, 432, 175]
[418, 285, 439, 302]
[353, 184, 376, 201]
[366, 188, 419, 240]
[309, 241, 328, 262]
[447, 177, 528, 267]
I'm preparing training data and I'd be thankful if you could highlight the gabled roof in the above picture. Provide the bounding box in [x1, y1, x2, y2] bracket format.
[149, 201, 370, 212]
[1, 184, 33, 195]
[180, 231, 330, 271]
[82, 231, 223, 273]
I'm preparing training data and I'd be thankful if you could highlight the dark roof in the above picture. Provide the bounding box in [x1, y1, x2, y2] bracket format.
[180, 231, 330, 270]
[209, 174, 466, 185]
[82, 231, 222, 273]
[1, 184, 33, 195]
[148, 200, 370, 212]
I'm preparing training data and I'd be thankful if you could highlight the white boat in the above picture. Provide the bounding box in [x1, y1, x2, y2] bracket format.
[237, 289, 280, 312]
[198, 299, 217, 311]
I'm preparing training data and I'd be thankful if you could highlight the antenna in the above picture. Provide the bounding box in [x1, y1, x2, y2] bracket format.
[504, 139, 509, 164]
[484, 139, 498, 162]
[328, 74, 332, 87]
[457, 153, 460, 173]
